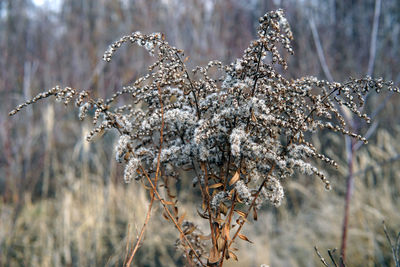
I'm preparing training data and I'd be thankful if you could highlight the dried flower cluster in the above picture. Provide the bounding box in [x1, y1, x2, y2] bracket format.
[10, 9, 398, 266]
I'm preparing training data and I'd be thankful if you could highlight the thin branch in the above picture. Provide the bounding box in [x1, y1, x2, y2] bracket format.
[340, 135, 354, 266]
[309, 17, 334, 83]
[353, 120, 378, 151]
[367, 0, 381, 76]
[125, 195, 155, 267]
[328, 249, 338, 267]
[360, 0, 382, 115]
[309, 16, 353, 126]
[314, 246, 329, 267]
[383, 221, 400, 267]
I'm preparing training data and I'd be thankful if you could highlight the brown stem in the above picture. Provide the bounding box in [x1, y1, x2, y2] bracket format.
[219, 192, 237, 267]
[125, 85, 165, 267]
[140, 164, 205, 266]
[125, 196, 155, 267]
[123, 224, 131, 266]
[200, 163, 218, 253]
[340, 137, 355, 266]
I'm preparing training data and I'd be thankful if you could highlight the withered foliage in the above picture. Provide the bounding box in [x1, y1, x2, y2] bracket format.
[10, 9, 398, 266]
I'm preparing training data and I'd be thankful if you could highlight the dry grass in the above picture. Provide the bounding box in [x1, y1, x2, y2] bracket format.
[1, 127, 399, 266]
[0, 170, 180, 267]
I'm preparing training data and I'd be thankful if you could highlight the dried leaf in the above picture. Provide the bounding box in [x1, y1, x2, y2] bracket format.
[219, 203, 228, 215]
[178, 212, 186, 225]
[209, 183, 224, 189]
[184, 226, 196, 235]
[197, 209, 209, 219]
[184, 56, 190, 63]
[251, 110, 257, 122]
[215, 217, 225, 225]
[229, 189, 235, 197]
[200, 162, 207, 171]
[228, 250, 238, 261]
[229, 170, 240, 186]
[236, 217, 247, 225]
[217, 235, 225, 252]
[162, 211, 170, 221]
[123, 152, 131, 161]
[253, 206, 258, 221]
[199, 234, 211, 240]
[169, 95, 177, 103]
[210, 174, 220, 180]
[238, 233, 253, 243]
[234, 209, 246, 218]
[174, 206, 179, 215]
[208, 247, 220, 264]
[181, 164, 193, 171]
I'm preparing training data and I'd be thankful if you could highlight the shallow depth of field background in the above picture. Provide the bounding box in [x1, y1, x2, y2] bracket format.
[1, 0, 399, 266]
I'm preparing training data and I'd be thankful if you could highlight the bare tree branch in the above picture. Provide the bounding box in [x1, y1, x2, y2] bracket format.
[309, 17, 334, 83]
[367, 0, 382, 76]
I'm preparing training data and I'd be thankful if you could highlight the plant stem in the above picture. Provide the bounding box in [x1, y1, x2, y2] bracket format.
[340, 136, 355, 266]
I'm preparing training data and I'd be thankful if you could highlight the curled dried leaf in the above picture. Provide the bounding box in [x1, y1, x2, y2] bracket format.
[234, 209, 246, 218]
[229, 170, 240, 186]
[228, 250, 238, 261]
[162, 211, 170, 221]
[238, 233, 253, 243]
[209, 183, 224, 189]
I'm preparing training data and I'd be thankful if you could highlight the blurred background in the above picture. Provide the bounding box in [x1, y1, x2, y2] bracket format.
[1, 0, 399, 266]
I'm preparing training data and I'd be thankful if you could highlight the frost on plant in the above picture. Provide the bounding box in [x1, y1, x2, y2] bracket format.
[10, 9, 399, 266]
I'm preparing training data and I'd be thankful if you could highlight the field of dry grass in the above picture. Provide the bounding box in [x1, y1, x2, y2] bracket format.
[1, 122, 399, 266]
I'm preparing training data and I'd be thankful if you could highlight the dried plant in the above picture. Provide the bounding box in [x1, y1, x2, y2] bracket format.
[314, 246, 345, 267]
[9, 9, 399, 266]
[383, 222, 400, 267]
